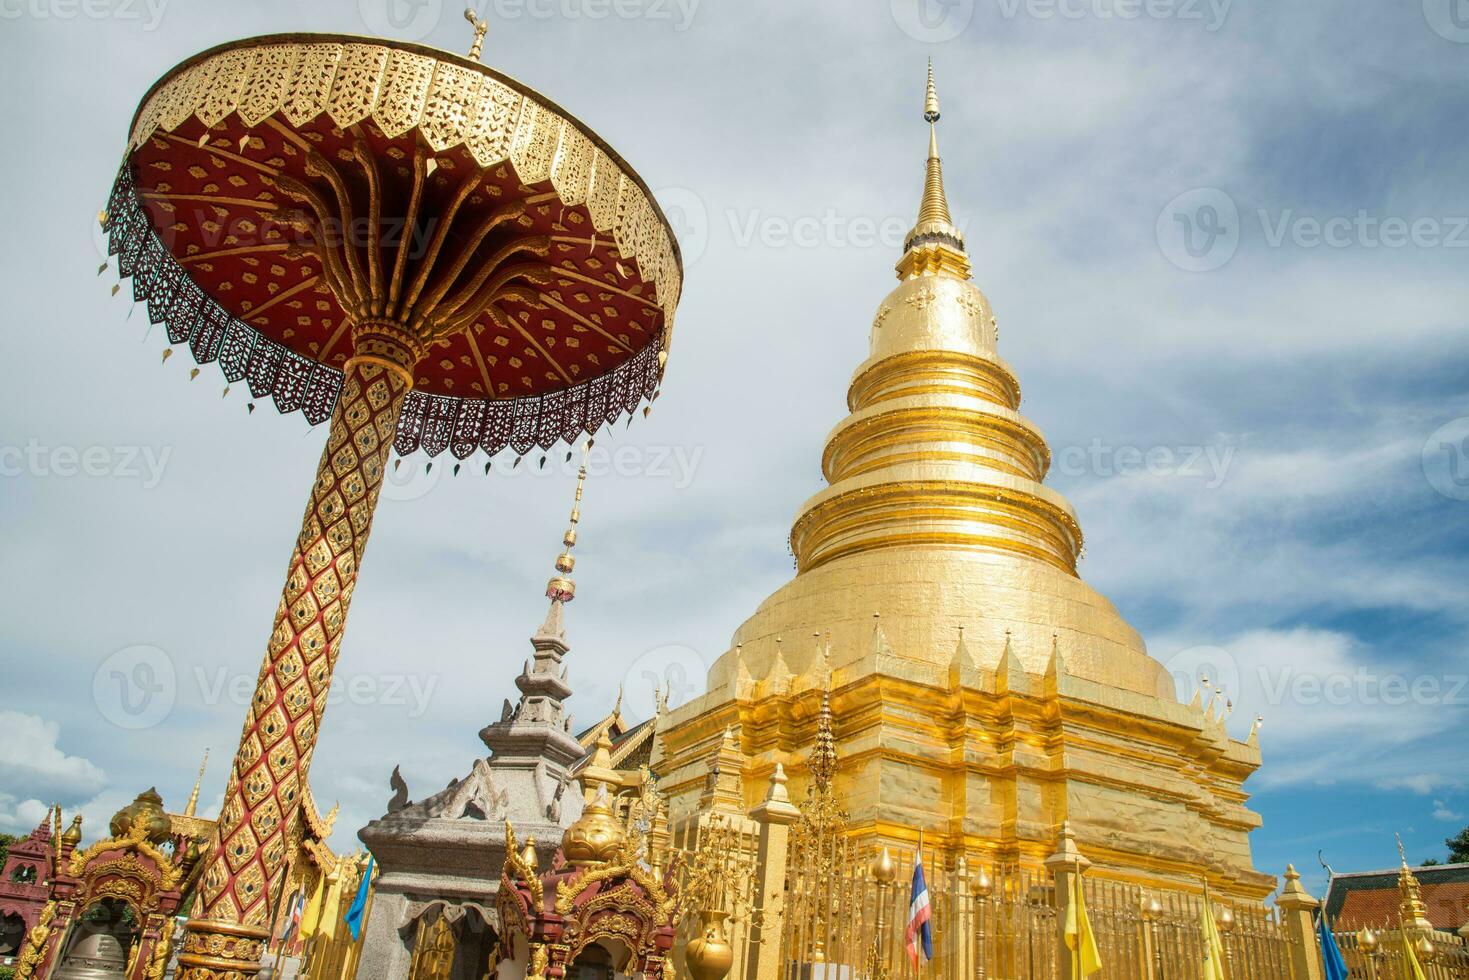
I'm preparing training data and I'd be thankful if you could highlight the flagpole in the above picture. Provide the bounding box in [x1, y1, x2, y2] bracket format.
[915, 829, 922, 978]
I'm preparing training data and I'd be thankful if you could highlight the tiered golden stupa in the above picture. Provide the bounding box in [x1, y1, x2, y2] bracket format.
[657, 64, 1274, 901]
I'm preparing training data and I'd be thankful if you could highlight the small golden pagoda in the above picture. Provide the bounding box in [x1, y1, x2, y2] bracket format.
[657, 63, 1274, 900]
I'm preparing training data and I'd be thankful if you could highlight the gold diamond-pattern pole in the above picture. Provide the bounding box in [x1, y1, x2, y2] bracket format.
[178, 323, 421, 979]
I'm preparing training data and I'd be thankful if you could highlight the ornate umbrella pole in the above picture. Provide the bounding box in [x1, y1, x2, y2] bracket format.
[105, 31, 681, 979]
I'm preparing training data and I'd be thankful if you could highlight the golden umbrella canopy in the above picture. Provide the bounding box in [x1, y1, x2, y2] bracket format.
[106, 33, 681, 456]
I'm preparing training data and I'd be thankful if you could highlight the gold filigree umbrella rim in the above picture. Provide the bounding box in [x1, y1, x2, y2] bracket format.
[121, 30, 683, 277]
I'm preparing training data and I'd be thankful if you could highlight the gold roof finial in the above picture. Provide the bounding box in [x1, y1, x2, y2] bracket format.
[899, 60, 970, 281]
[546, 443, 590, 604]
[464, 7, 489, 62]
[183, 748, 209, 817]
[918, 59, 951, 226]
[808, 643, 837, 790]
[924, 57, 941, 123]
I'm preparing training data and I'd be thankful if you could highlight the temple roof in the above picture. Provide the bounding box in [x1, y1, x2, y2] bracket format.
[1324, 863, 1469, 933]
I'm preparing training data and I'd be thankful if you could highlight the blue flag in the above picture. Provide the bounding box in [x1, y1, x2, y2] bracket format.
[343, 857, 374, 942]
[1317, 914, 1348, 980]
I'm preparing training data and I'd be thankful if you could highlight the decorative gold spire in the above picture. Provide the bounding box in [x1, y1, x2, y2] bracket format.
[899, 59, 970, 281]
[918, 59, 951, 227]
[1397, 833, 1435, 935]
[546, 444, 590, 604]
[808, 652, 837, 791]
[464, 7, 489, 62]
[184, 748, 209, 817]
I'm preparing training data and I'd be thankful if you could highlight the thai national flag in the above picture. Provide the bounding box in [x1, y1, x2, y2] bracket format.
[905, 853, 933, 968]
[281, 886, 304, 946]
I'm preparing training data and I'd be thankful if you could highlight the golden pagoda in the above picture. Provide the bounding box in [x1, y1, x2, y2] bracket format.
[656, 63, 1274, 900]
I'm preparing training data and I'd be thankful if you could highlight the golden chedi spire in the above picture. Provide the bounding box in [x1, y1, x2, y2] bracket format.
[716, 60, 1170, 699]
[183, 748, 208, 818]
[899, 60, 971, 281]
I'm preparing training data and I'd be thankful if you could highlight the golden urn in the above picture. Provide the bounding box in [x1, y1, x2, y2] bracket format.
[684, 909, 734, 980]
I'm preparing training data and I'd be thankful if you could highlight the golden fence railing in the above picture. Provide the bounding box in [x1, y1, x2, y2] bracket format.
[1328, 922, 1469, 980]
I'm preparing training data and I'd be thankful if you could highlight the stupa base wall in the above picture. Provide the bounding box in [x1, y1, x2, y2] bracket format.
[657, 662, 1274, 902]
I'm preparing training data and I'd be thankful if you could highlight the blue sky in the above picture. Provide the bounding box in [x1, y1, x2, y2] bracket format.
[1, 0, 1466, 901]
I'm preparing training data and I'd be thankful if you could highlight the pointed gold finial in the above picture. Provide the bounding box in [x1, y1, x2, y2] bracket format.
[899, 60, 970, 281]
[546, 443, 590, 604]
[464, 7, 489, 62]
[183, 748, 209, 817]
[924, 57, 941, 123]
[917, 59, 953, 228]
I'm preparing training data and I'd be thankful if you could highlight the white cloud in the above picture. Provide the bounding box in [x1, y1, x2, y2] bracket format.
[1432, 800, 1464, 823]
[0, 711, 107, 803]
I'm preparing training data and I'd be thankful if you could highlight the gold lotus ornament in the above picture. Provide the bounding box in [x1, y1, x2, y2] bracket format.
[562, 784, 625, 867]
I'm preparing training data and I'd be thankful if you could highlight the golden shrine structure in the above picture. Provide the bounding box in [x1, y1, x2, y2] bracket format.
[657, 61, 1271, 903]
[10, 771, 349, 980]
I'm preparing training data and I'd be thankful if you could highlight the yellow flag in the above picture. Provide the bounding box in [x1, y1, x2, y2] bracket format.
[316, 866, 347, 942]
[1200, 894, 1229, 980]
[1063, 875, 1103, 978]
[1400, 929, 1429, 980]
[298, 872, 326, 940]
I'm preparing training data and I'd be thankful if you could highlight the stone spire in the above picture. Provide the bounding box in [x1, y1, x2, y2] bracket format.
[479, 454, 592, 769]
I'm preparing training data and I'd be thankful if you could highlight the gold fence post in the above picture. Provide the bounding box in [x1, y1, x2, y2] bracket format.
[1276, 864, 1325, 980]
[1044, 822, 1091, 980]
[748, 764, 800, 980]
[952, 855, 972, 980]
[1140, 893, 1164, 980]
